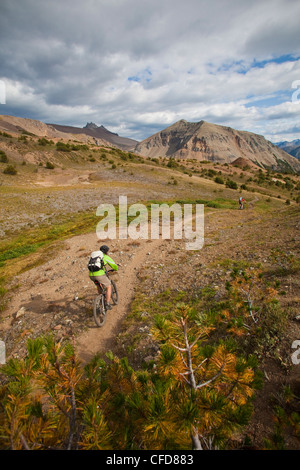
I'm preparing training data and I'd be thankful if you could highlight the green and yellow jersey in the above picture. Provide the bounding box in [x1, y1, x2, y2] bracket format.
[89, 253, 118, 277]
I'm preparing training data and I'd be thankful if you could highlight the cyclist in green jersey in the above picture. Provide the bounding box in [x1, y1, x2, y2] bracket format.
[89, 245, 118, 310]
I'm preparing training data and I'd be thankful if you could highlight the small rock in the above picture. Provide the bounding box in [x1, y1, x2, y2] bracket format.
[16, 307, 26, 319]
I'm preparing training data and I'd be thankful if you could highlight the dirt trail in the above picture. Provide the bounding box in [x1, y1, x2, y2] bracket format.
[75, 236, 164, 363]
[1, 204, 205, 363]
[1, 217, 193, 363]
[2, 198, 281, 367]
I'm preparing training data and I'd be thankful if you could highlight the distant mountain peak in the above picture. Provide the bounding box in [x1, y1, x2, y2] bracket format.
[84, 122, 99, 130]
[83, 122, 119, 136]
[134, 119, 300, 172]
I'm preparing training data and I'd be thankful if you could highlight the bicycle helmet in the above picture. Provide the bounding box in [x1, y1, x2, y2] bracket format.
[100, 245, 109, 254]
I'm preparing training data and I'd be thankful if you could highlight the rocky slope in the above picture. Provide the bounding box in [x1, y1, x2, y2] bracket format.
[0, 115, 72, 139]
[0, 114, 110, 147]
[134, 120, 300, 172]
[0, 115, 137, 150]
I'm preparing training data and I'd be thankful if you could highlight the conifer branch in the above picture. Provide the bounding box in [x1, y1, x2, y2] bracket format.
[191, 431, 203, 450]
[20, 432, 31, 450]
[196, 362, 225, 390]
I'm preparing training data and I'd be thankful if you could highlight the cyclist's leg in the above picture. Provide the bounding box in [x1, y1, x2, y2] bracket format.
[93, 275, 112, 305]
[90, 276, 102, 294]
[106, 284, 112, 304]
[96, 282, 103, 294]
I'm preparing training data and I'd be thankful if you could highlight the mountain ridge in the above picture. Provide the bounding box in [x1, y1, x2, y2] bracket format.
[49, 122, 137, 151]
[0, 115, 138, 152]
[134, 119, 300, 172]
[1, 114, 299, 172]
[275, 139, 300, 160]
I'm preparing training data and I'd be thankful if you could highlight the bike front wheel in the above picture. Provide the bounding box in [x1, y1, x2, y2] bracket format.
[93, 294, 107, 327]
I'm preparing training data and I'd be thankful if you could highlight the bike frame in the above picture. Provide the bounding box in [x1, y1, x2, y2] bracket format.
[92, 269, 118, 327]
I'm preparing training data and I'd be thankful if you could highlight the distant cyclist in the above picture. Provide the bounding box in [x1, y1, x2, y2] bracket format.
[239, 196, 245, 210]
[88, 245, 118, 310]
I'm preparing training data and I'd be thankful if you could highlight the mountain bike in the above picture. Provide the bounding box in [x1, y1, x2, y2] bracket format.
[92, 269, 118, 327]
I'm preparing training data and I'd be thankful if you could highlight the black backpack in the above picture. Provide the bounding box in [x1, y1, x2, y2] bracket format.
[88, 251, 105, 273]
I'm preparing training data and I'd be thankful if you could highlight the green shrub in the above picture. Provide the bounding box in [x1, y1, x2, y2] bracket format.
[215, 176, 224, 184]
[3, 164, 17, 175]
[38, 138, 53, 146]
[207, 169, 217, 177]
[0, 131, 12, 138]
[0, 151, 8, 163]
[226, 179, 238, 189]
[56, 142, 71, 152]
[45, 161, 55, 169]
[206, 201, 222, 208]
[167, 158, 178, 168]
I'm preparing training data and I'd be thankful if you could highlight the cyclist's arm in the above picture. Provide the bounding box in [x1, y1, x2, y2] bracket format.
[105, 255, 118, 271]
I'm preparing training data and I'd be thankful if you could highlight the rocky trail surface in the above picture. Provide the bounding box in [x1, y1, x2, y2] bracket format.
[0, 205, 218, 358]
[1, 215, 195, 362]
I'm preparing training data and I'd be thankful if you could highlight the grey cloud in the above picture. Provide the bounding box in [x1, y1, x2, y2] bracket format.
[243, 21, 300, 59]
[240, 1, 300, 59]
[1, 0, 300, 141]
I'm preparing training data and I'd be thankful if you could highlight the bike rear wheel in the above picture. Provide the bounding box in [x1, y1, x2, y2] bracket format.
[93, 294, 107, 327]
[111, 280, 118, 305]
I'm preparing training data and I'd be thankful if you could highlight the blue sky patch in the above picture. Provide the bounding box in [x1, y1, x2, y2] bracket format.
[128, 68, 152, 83]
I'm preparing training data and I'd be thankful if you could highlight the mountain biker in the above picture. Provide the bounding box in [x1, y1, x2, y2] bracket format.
[89, 245, 118, 310]
[239, 196, 245, 210]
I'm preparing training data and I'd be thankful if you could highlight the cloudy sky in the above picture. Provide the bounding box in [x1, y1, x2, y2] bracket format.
[1, 0, 300, 142]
